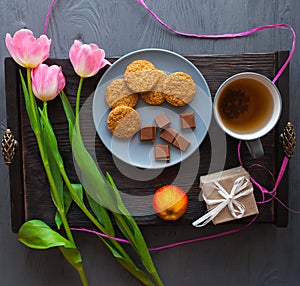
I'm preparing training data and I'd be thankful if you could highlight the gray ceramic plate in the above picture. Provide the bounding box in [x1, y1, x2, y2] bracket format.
[93, 48, 212, 169]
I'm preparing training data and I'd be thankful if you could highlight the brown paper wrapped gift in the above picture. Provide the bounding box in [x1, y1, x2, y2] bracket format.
[193, 166, 259, 227]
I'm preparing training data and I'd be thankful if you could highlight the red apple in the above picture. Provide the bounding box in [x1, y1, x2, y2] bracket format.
[152, 185, 188, 221]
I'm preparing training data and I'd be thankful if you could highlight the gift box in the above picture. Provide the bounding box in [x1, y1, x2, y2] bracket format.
[193, 166, 259, 227]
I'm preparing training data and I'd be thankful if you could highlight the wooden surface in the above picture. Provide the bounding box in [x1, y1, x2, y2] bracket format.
[6, 52, 289, 232]
[1, 1, 300, 286]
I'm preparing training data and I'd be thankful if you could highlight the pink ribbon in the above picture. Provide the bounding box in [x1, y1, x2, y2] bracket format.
[44, 0, 296, 86]
[135, 0, 296, 85]
[71, 219, 257, 251]
[43, 0, 57, 35]
[238, 141, 299, 214]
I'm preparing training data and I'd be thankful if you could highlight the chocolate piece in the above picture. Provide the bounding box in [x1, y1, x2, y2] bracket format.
[140, 125, 156, 142]
[160, 127, 179, 144]
[154, 144, 170, 161]
[172, 133, 190, 151]
[180, 112, 196, 129]
[154, 112, 171, 129]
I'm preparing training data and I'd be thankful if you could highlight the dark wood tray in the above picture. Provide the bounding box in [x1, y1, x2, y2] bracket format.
[5, 51, 290, 232]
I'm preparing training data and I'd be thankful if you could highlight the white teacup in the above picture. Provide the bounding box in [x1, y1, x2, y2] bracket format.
[214, 72, 282, 158]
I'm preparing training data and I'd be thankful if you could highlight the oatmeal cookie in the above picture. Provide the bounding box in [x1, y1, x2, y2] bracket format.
[124, 59, 157, 75]
[141, 70, 167, 105]
[124, 69, 161, 93]
[107, 106, 140, 139]
[163, 72, 196, 106]
[105, 78, 139, 109]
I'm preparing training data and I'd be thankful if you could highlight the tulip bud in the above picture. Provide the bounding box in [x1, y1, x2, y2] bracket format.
[31, 64, 66, 102]
[69, 40, 110, 78]
[5, 29, 51, 68]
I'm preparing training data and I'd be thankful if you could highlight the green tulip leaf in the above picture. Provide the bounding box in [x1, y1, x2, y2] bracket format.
[71, 129, 116, 209]
[60, 91, 75, 141]
[72, 183, 84, 201]
[46, 136, 64, 213]
[95, 235, 155, 286]
[19, 220, 84, 275]
[59, 246, 83, 270]
[106, 172, 162, 283]
[60, 92, 114, 209]
[18, 220, 75, 249]
[19, 69, 40, 133]
[55, 184, 78, 229]
[86, 193, 115, 236]
[39, 106, 65, 168]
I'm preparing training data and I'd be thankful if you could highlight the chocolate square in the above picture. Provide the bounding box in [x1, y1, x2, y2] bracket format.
[172, 133, 190, 151]
[154, 144, 170, 161]
[140, 125, 156, 142]
[154, 112, 171, 129]
[160, 127, 178, 144]
[180, 112, 196, 129]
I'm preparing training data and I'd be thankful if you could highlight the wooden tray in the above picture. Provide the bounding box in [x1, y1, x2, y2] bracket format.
[5, 51, 290, 232]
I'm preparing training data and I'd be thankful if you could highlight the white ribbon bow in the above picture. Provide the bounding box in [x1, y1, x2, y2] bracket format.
[192, 176, 253, 227]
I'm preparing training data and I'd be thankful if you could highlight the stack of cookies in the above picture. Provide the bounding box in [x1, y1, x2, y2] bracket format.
[105, 59, 196, 139]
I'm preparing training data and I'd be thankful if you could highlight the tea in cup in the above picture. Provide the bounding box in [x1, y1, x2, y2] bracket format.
[214, 72, 282, 158]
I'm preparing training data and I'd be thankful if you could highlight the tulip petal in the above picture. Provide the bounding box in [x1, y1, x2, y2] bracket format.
[5, 29, 51, 68]
[31, 64, 65, 101]
[69, 40, 110, 78]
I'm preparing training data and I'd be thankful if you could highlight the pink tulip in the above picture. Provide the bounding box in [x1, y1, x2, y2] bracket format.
[69, 40, 110, 78]
[31, 64, 66, 101]
[5, 29, 51, 68]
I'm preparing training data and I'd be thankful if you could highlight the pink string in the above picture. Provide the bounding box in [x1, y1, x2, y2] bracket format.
[71, 228, 131, 245]
[237, 140, 282, 204]
[43, 0, 57, 35]
[43, 0, 296, 84]
[71, 214, 259, 252]
[238, 141, 300, 214]
[136, 0, 296, 84]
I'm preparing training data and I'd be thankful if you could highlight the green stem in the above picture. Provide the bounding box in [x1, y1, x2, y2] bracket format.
[78, 266, 89, 286]
[75, 77, 84, 143]
[60, 169, 103, 229]
[43, 101, 48, 116]
[27, 68, 39, 127]
[76, 77, 84, 119]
